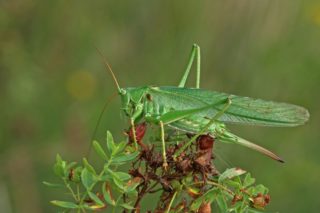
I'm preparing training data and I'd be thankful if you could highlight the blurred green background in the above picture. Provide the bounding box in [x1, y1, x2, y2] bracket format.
[1, 0, 319, 212]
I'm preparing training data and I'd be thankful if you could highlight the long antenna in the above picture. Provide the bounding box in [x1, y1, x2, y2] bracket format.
[86, 92, 118, 157]
[95, 46, 121, 92]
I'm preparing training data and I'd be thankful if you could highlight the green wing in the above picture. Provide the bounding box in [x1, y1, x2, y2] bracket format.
[150, 86, 309, 127]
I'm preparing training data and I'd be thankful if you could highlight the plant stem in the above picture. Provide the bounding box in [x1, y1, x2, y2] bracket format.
[188, 180, 234, 195]
[63, 179, 78, 201]
[207, 181, 234, 195]
[77, 184, 81, 200]
[165, 191, 178, 213]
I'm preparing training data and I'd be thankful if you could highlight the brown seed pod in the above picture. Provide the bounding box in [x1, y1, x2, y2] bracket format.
[232, 194, 243, 205]
[250, 193, 270, 209]
[197, 135, 214, 151]
[177, 159, 193, 173]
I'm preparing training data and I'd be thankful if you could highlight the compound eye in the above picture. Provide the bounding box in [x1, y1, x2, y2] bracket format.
[146, 93, 152, 101]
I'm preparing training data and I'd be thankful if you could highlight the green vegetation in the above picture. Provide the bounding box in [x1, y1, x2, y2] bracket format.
[46, 131, 271, 212]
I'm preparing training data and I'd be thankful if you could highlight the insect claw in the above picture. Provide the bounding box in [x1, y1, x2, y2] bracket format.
[163, 162, 168, 171]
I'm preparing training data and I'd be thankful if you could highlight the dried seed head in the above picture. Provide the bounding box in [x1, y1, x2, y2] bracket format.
[232, 194, 243, 205]
[197, 135, 214, 150]
[177, 159, 192, 173]
[250, 193, 270, 209]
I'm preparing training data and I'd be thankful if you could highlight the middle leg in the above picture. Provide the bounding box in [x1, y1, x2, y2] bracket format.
[160, 121, 168, 169]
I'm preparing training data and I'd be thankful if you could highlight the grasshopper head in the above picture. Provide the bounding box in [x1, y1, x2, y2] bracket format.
[95, 50, 148, 121]
[119, 87, 148, 121]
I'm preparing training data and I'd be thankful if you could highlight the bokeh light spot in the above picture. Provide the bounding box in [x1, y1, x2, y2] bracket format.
[310, 6, 320, 26]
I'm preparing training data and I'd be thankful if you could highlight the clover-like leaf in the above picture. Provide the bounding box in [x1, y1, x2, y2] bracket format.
[102, 182, 116, 206]
[114, 172, 131, 181]
[113, 141, 127, 156]
[244, 173, 256, 188]
[106, 131, 116, 154]
[82, 158, 96, 175]
[93, 140, 108, 160]
[112, 152, 139, 165]
[81, 168, 97, 190]
[88, 191, 105, 206]
[53, 154, 66, 177]
[120, 203, 135, 210]
[216, 194, 228, 212]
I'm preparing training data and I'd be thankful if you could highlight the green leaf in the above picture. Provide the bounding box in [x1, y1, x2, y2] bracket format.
[115, 172, 131, 181]
[92, 140, 108, 160]
[224, 179, 241, 189]
[102, 183, 116, 206]
[113, 176, 125, 191]
[254, 184, 268, 194]
[216, 194, 228, 212]
[243, 173, 255, 188]
[42, 181, 64, 188]
[82, 158, 96, 175]
[88, 191, 105, 206]
[112, 152, 139, 165]
[126, 181, 140, 193]
[106, 131, 116, 154]
[120, 203, 135, 210]
[56, 154, 63, 163]
[219, 168, 246, 182]
[81, 168, 97, 190]
[105, 169, 125, 191]
[53, 163, 65, 177]
[99, 173, 112, 182]
[50, 200, 79, 209]
[190, 199, 203, 211]
[113, 141, 127, 156]
[53, 154, 66, 177]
